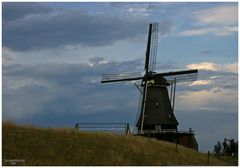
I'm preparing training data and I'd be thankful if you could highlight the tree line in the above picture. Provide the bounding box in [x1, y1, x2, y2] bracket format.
[213, 138, 238, 157]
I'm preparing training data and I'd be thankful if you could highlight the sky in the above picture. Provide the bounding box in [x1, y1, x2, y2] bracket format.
[2, 2, 238, 152]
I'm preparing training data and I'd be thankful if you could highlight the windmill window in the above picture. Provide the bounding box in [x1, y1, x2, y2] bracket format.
[168, 114, 171, 118]
[155, 102, 160, 106]
[155, 125, 161, 131]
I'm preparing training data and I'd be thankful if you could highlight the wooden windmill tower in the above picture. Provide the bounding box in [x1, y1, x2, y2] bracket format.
[101, 23, 198, 150]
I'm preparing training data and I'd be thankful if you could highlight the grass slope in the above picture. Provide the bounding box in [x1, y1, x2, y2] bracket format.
[2, 122, 228, 166]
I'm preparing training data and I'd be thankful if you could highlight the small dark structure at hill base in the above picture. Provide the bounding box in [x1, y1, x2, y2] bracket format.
[101, 23, 199, 151]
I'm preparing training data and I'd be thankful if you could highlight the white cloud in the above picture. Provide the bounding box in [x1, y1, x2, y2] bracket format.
[114, 3, 153, 17]
[88, 57, 109, 67]
[3, 76, 51, 90]
[176, 87, 237, 113]
[186, 62, 238, 73]
[128, 7, 147, 13]
[186, 62, 217, 71]
[178, 26, 237, 36]
[178, 61, 238, 114]
[189, 80, 211, 86]
[178, 5, 238, 37]
[223, 62, 238, 73]
[2, 47, 16, 65]
[194, 6, 238, 26]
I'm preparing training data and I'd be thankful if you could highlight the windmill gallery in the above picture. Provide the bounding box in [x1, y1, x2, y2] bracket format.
[101, 23, 199, 151]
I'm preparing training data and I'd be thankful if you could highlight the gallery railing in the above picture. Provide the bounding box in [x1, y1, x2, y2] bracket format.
[134, 129, 195, 135]
[74, 122, 131, 134]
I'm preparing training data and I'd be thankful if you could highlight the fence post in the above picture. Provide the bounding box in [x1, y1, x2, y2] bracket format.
[75, 123, 80, 130]
[207, 150, 210, 163]
[125, 123, 127, 134]
[125, 123, 130, 134]
[175, 133, 178, 152]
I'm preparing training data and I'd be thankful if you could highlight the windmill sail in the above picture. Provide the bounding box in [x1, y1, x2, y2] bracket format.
[139, 23, 159, 132]
[153, 69, 198, 83]
[144, 24, 152, 72]
[149, 23, 158, 72]
[101, 72, 142, 83]
[144, 23, 158, 72]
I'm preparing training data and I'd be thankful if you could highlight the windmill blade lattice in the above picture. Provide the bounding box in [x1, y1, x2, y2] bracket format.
[101, 72, 142, 83]
[149, 23, 158, 72]
[154, 69, 198, 83]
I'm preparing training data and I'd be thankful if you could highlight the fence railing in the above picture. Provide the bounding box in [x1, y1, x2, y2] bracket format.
[75, 123, 130, 134]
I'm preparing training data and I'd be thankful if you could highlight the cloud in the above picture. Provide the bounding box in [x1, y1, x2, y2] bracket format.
[194, 5, 238, 26]
[3, 3, 148, 51]
[2, 2, 52, 21]
[189, 80, 211, 86]
[173, 61, 238, 116]
[178, 26, 237, 36]
[176, 69, 237, 94]
[2, 47, 17, 65]
[186, 62, 238, 73]
[2, 58, 143, 121]
[3, 59, 143, 87]
[187, 62, 217, 71]
[3, 83, 57, 120]
[4, 59, 237, 122]
[172, 62, 237, 151]
[178, 5, 238, 37]
[88, 57, 108, 67]
[128, 6, 150, 16]
[176, 87, 237, 113]
[110, 2, 154, 17]
[3, 3, 175, 52]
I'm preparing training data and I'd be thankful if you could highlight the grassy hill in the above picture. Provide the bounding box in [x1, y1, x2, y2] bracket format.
[2, 122, 230, 166]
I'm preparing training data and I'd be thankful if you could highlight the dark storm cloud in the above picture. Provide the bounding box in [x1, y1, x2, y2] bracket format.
[3, 59, 142, 122]
[3, 58, 143, 87]
[3, 77, 139, 125]
[2, 2, 52, 21]
[3, 3, 148, 51]
[20, 109, 138, 128]
[3, 3, 174, 52]
[3, 59, 237, 124]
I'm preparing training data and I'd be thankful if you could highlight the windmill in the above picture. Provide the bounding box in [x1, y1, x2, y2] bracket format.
[101, 23, 198, 150]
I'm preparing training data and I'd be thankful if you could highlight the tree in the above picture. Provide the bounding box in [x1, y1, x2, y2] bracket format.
[229, 139, 238, 156]
[222, 139, 228, 156]
[213, 141, 222, 155]
[213, 139, 238, 157]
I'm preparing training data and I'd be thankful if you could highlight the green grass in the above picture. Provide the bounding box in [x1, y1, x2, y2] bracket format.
[2, 122, 230, 166]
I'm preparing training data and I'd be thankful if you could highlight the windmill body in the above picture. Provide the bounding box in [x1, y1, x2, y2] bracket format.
[101, 23, 199, 150]
[136, 79, 178, 131]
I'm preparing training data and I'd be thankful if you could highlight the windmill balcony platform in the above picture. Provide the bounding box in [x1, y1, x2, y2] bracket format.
[134, 129, 198, 151]
[135, 129, 194, 134]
